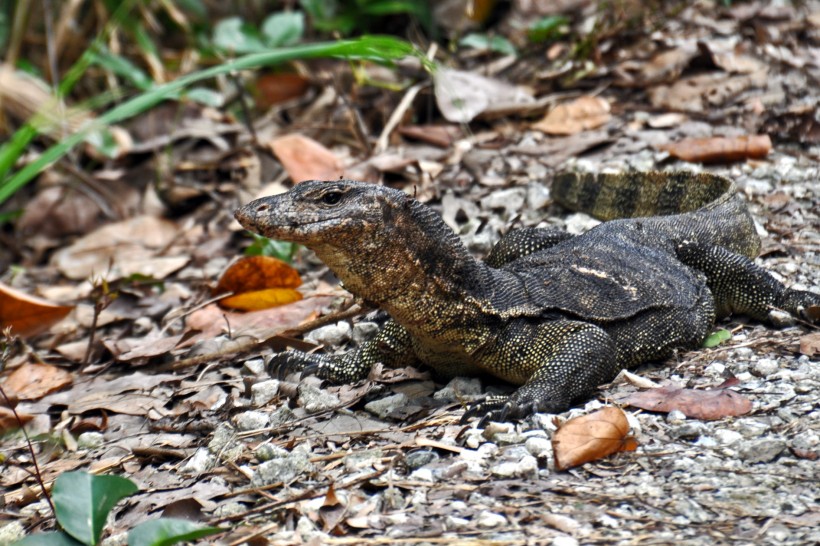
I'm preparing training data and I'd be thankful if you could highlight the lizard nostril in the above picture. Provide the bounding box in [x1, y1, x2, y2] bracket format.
[256, 204, 269, 212]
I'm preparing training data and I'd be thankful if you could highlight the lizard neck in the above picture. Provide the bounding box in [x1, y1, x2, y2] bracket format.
[309, 198, 491, 324]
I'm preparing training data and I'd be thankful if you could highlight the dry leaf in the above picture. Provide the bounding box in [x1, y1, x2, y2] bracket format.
[398, 124, 461, 148]
[0, 282, 73, 338]
[216, 256, 303, 311]
[50, 215, 187, 281]
[269, 134, 343, 183]
[552, 407, 638, 470]
[220, 289, 303, 311]
[255, 73, 310, 109]
[186, 297, 334, 343]
[800, 332, 820, 357]
[434, 68, 534, 123]
[532, 96, 611, 136]
[0, 406, 33, 433]
[3, 363, 73, 400]
[622, 382, 752, 420]
[660, 135, 771, 163]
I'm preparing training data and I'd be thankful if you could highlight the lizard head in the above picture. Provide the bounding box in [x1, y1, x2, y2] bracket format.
[234, 179, 407, 246]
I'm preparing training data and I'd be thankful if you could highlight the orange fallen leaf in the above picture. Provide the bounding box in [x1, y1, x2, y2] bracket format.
[660, 134, 771, 163]
[0, 282, 73, 338]
[552, 407, 638, 470]
[216, 256, 303, 311]
[533, 96, 611, 136]
[220, 288, 303, 311]
[269, 134, 343, 183]
[4, 362, 73, 400]
[622, 382, 752, 420]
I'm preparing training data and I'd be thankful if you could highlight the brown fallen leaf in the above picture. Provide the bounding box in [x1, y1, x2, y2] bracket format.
[800, 332, 820, 357]
[50, 215, 188, 281]
[0, 283, 73, 338]
[269, 134, 343, 183]
[660, 134, 771, 163]
[3, 363, 73, 400]
[533, 95, 611, 136]
[398, 124, 461, 148]
[552, 407, 638, 471]
[255, 72, 310, 109]
[622, 382, 752, 420]
[186, 296, 334, 343]
[216, 256, 303, 311]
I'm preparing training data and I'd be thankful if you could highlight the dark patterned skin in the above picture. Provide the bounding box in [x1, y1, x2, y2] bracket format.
[234, 172, 819, 422]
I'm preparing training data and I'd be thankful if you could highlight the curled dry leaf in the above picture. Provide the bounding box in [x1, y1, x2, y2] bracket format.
[622, 382, 752, 420]
[552, 406, 638, 471]
[269, 134, 343, 183]
[216, 256, 303, 311]
[660, 134, 771, 163]
[532, 96, 611, 136]
[0, 282, 73, 338]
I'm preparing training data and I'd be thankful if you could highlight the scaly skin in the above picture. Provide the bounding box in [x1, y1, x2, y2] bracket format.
[235, 173, 819, 422]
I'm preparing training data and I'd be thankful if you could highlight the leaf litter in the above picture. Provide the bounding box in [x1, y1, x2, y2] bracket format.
[2, 2, 820, 544]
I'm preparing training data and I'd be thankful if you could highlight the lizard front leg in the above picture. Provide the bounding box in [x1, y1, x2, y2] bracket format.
[485, 227, 575, 268]
[464, 319, 619, 422]
[269, 319, 416, 383]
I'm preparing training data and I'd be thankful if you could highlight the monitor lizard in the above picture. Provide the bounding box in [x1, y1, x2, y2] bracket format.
[234, 172, 819, 422]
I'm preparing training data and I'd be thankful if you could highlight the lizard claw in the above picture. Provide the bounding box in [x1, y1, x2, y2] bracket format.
[461, 395, 514, 425]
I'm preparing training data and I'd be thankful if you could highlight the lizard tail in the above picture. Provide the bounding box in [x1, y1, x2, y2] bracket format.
[552, 171, 734, 221]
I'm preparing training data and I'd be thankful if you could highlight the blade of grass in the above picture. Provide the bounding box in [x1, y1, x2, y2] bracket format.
[0, 35, 422, 207]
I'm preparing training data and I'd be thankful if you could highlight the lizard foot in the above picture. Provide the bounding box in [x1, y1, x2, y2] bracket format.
[461, 395, 545, 426]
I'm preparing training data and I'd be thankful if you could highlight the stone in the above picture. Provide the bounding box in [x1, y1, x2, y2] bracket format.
[364, 392, 408, 419]
[298, 384, 340, 413]
[525, 436, 552, 459]
[352, 321, 380, 345]
[477, 510, 507, 528]
[491, 455, 539, 478]
[752, 358, 779, 377]
[77, 432, 104, 449]
[234, 410, 270, 431]
[433, 376, 483, 402]
[251, 379, 280, 407]
[181, 447, 216, 475]
[252, 449, 312, 485]
[305, 322, 352, 346]
[738, 438, 786, 463]
[242, 358, 266, 376]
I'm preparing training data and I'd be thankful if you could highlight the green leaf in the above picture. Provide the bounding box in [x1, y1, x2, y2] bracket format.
[361, 0, 428, 17]
[245, 234, 296, 262]
[12, 531, 85, 546]
[702, 329, 732, 348]
[183, 87, 225, 107]
[459, 33, 517, 56]
[52, 472, 139, 545]
[261, 11, 304, 48]
[213, 17, 266, 54]
[127, 519, 220, 546]
[90, 45, 154, 91]
[528, 15, 570, 43]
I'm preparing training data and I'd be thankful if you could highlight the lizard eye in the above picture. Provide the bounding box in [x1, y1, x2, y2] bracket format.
[321, 191, 343, 205]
